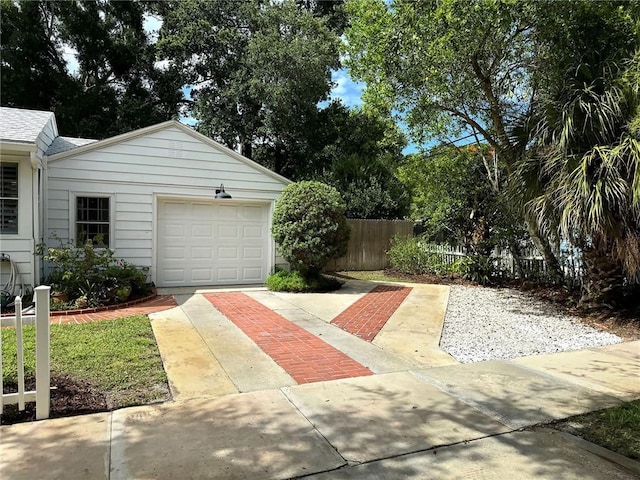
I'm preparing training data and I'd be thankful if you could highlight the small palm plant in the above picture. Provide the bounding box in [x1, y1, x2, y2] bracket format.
[524, 54, 640, 309]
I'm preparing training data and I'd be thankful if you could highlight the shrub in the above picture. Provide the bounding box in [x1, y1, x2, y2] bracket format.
[456, 254, 500, 285]
[272, 181, 350, 277]
[36, 239, 150, 308]
[266, 270, 342, 293]
[387, 235, 449, 275]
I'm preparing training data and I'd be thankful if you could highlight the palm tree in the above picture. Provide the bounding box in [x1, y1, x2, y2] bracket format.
[525, 54, 640, 310]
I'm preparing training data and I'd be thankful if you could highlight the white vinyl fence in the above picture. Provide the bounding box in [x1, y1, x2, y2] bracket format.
[1, 286, 51, 420]
[423, 243, 583, 286]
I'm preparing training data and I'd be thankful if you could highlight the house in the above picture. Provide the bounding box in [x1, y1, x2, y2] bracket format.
[0, 107, 290, 292]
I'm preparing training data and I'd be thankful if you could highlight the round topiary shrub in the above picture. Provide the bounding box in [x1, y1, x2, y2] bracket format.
[272, 181, 350, 278]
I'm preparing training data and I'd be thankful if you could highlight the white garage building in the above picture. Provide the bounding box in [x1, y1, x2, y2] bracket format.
[45, 120, 290, 287]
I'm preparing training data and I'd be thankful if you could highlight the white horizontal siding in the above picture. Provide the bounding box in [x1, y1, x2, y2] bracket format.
[35, 117, 57, 162]
[0, 239, 35, 292]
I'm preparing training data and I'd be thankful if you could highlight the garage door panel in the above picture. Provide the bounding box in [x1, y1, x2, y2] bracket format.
[217, 246, 238, 259]
[162, 268, 186, 283]
[157, 200, 270, 287]
[242, 267, 264, 281]
[162, 223, 186, 237]
[218, 205, 239, 220]
[191, 247, 213, 261]
[242, 206, 266, 221]
[164, 246, 186, 260]
[218, 224, 239, 239]
[243, 247, 263, 259]
[162, 201, 186, 216]
[243, 225, 264, 238]
[190, 268, 214, 283]
[217, 268, 240, 282]
[191, 224, 213, 237]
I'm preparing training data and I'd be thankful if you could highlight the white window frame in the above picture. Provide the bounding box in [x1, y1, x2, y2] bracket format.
[0, 162, 19, 235]
[70, 192, 115, 248]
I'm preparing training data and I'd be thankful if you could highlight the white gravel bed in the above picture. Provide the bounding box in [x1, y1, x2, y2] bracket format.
[440, 285, 622, 363]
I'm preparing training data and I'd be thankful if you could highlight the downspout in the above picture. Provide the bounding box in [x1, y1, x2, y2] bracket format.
[40, 156, 49, 284]
[30, 151, 41, 287]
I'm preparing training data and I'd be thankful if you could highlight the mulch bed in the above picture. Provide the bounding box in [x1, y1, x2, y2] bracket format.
[1, 375, 108, 425]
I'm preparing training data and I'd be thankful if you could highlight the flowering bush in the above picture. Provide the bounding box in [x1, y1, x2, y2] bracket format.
[36, 239, 151, 309]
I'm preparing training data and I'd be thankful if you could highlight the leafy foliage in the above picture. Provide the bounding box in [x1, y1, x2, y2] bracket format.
[0, 0, 183, 138]
[265, 270, 341, 293]
[305, 104, 410, 219]
[37, 239, 150, 309]
[344, 0, 639, 280]
[456, 255, 501, 286]
[158, 0, 340, 175]
[523, 52, 640, 308]
[387, 236, 450, 277]
[272, 181, 350, 277]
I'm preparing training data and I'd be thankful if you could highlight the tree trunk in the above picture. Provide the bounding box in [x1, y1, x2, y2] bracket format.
[240, 141, 253, 160]
[579, 247, 626, 310]
[524, 215, 564, 283]
[506, 237, 526, 278]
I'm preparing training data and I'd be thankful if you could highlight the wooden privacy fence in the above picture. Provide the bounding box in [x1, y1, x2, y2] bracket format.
[326, 219, 414, 271]
[1, 286, 51, 420]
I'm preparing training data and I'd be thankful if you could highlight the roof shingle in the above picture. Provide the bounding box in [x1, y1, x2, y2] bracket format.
[0, 106, 55, 143]
[46, 136, 97, 156]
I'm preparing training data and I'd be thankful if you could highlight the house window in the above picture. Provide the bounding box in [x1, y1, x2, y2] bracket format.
[76, 196, 110, 246]
[0, 163, 19, 234]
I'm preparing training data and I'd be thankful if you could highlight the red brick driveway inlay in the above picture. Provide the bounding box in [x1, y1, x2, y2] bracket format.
[50, 295, 177, 325]
[331, 285, 412, 342]
[203, 292, 373, 384]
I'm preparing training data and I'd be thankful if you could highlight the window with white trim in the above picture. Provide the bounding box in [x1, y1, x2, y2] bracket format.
[0, 163, 19, 234]
[76, 196, 110, 246]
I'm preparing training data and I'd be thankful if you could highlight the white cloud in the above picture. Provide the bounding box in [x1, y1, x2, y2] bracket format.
[329, 68, 364, 107]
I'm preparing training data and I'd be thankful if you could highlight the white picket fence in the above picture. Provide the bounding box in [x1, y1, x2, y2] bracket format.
[1, 285, 51, 420]
[423, 243, 583, 285]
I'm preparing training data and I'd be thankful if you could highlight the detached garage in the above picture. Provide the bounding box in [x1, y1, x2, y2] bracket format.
[45, 120, 290, 287]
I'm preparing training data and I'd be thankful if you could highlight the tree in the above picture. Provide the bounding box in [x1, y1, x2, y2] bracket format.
[158, 0, 340, 174]
[272, 181, 349, 277]
[344, 0, 638, 279]
[1, 0, 183, 138]
[524, 54, 640, 309]
[304, 103, 410, 219]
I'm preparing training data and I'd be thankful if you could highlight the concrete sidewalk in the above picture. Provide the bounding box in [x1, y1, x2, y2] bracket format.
[2, 341, 638, 479]
[2, 282, 639, 479]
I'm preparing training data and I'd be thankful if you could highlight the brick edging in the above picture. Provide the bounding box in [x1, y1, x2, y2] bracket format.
[1, 290, 158, 318]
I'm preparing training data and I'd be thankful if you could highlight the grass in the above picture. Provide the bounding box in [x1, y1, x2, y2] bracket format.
[1, 315, 169, 409]
[553, 400, 640, 460]
[266, 270, 342, 292]
[336, 270, 410, 283]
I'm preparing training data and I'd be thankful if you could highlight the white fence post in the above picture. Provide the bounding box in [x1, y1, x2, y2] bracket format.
[35, 285, 51, 420]
[15, 296, 25, 411]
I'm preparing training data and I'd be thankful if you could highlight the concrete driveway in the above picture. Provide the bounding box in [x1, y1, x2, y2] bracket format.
[2, 280, 639, 479]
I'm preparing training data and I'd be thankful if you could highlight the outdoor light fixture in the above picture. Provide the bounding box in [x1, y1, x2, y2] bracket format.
[215, 183, 232, 199]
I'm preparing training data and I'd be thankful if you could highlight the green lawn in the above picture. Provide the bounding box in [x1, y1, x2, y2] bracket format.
[336, 270, 411, 283]
[1, 315, 169, 411]
[553, 400, 640, 460]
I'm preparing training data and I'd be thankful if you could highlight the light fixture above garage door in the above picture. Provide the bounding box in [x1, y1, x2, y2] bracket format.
[215, 183, 232, 199]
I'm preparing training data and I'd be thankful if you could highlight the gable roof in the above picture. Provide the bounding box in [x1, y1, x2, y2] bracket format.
[46, 136, 98, 156]
[0, 106, 55, 144]
[47, 119, 292, 185]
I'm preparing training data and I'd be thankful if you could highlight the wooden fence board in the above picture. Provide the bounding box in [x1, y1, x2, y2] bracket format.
[326, 219, 413, 271]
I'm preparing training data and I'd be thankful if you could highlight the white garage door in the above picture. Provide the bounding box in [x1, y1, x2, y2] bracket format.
[157, 199, 270, 287]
